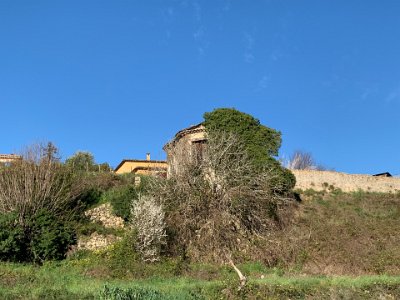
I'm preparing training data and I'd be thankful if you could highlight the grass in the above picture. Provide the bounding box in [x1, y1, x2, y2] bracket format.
[1, 190, 400, 299]
[1, 261, 400, 299]
[262, 190, 400, 276]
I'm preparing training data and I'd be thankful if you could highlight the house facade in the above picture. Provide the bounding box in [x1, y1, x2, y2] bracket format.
[163, 123, 206, 178]
[0, 154, 22, 164]
[114, 153, 167, 176]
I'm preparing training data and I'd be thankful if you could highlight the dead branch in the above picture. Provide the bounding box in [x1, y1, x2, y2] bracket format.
[0, 143, 81, 225]
[227, 255, 247, 291]
[150, 132, 296, 262]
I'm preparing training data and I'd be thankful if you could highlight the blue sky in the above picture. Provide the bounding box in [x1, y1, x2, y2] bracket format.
[0, 1, 399, 175]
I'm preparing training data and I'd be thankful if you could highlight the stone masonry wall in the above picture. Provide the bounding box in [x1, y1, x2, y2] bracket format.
[292, 170, 400, 193]
[76, 203, 124, 251]
[85, 203, 124, 229]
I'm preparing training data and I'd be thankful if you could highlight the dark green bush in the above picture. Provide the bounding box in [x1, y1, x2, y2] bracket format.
[0, 210, 76, 264]
[100, 285, 165, 300]
[29, 210, 76, 263]
[105, 185, 138, 221]
[104, 234, 140, 278]
[99, 284, 205, 300]
[76, 220, 124, 237]
[203, 108, 295, 192]
[91, 174, 153, 222]
[75, 187, 103, 209]
[0, 212, 27, 262]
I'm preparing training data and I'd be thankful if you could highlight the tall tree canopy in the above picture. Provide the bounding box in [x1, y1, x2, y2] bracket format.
[65, 151, 96, 172]
[203, 108, 295, 191]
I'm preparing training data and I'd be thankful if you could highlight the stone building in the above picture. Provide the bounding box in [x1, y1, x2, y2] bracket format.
[163, 123, 206, 178]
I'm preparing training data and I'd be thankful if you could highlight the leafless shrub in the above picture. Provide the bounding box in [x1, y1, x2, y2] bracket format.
[0, 143, 82, 225]
[131, 194, 166, 262]
[150, 132, 296, 263]
[287, 150, 326, 171]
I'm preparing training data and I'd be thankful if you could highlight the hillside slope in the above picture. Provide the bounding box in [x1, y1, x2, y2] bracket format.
[265, 189, 400, 275]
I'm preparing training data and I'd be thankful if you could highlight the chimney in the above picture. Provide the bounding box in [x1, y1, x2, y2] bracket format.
[146, 153, 151, 161]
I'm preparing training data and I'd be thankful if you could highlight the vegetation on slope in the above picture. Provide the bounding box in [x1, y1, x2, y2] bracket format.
[1, 189, 399, 299]
[287, 189, 400, 275]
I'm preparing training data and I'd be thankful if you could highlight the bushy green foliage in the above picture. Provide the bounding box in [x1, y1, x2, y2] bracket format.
[204, 108, 280, 163]
[99, 283, 205, 300]
[102, 176, 151, 222]
[100, 285, 165, 300]
[104, 185, 138, 221]
[0, 210, 76, 263]
[76, 220, 124, 237]
[75, 187, 103, 209]
[65, 151, 97, 172]
[29, 210, 76, 263]
[0, 213, 27, 262]
[65, 151, 112, 173]
[203, 108, 295, 191]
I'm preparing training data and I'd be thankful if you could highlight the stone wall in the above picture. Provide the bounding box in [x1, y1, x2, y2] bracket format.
[76, 203, 125, 251]
[77, 232, 121, 251]
[292, 170, 400, 193]
[85, 203, 124, 229]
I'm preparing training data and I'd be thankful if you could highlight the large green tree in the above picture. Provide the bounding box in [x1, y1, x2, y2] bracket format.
[203, 108, 295, 191]
[65, 151, 96, 172]
[65, 151, 112, 172]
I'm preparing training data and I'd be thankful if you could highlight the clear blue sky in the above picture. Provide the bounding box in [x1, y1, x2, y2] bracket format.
[1, 1, 399, 175]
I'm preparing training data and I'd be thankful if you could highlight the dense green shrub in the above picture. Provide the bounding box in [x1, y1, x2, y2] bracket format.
[0, 213, 27, 262]
[99, 284, 204, 300]
[0, 143, 113, 264]
[203, 108, 295, 192]
[269, 161, 297, 192]
[204, 108, 281, 161]
[76, 220, 124, 237]
[65, 151, 112, 173]
[74, 187, 103, 209]
[65, 151, 97, 172]
[103, 174, 150, 221]
[100, 285, 165, 300]
[105, 185, 138, 221]
[29, 210, 76, 263]
[0, 210, 76, 263]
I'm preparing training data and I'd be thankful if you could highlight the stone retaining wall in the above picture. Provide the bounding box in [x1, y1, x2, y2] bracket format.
[292, 170, 400, 193]
[77, 232, 121, 251]
[76, 203, 125, 251]
[85, 203, 124, 229]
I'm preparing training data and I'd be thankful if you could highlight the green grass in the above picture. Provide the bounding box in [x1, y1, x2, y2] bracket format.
[2, 190, 400, 299]
[1, 261, 400, 299]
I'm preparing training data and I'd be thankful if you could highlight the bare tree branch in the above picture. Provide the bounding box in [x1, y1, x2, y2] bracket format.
[0, 143, 82, 226]
[149, 132, 296, 263]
